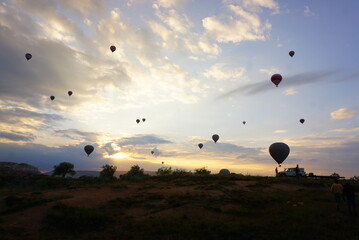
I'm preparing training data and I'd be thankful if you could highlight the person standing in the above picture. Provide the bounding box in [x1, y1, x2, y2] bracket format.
[295, 164, 299, 177]
[343, 182, 357, 216]
[330, 179, 343, 211]
[275, 167, 278, 177]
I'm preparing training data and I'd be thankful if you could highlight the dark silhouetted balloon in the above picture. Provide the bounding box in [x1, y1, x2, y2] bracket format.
[50, 96, 55, 101]
[84, 145, 94, 156]
[151, 150, 154, 155]
[212, 134, 219, 143]
[271, 74, 282, 87]
[142, 118, 146, 122]
[162, 161, 164, 164]
[136, 119, 140, 124]
[25, 53, 32, 60]
[198, 143, 203, 149]
[110, 45, 116, 52]
[243, 121, 246, 125]
[68, 91, 73, 96]
[269, 142, 290, 166]
[300, 119, 305, 124]
[219, 169, 230, 175]
[289, 51, 295, 57]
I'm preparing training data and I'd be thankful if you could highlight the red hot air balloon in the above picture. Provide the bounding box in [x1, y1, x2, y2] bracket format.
[289, 51, 295, 57]
[84, 145, 94, 156]
[136, 119, 140, 124]
[68, 91, 73, 96]
[25, 53, 32, 60]
[198, 143, 203, 149]
[271, 74, 282, 87]
[212, 134, 219, 143]
[300, 119, 305, 124]
[269, 142, 290, 167]
[110, 45, 116, 52]
[50, 96, 55, 101]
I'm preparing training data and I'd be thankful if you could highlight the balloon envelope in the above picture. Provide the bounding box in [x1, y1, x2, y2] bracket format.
[50, 96, 55, 101]
[219, 169, 230, 175]
[269, 142, 290, 165]
[212, 134, 219, 143]
[198, 143, 203, 149]
[151, 150, 154, 155]
[68, 91, 73, 96]
[136, 119, 140, 124]
[25, 53, 32, 60]
[289, 51, 295, 57]
[84, 145, 94, 156]
[243, 121, 246, 125]
[110, 45, 116, 52]
[142, 118, 146, 122]
[271, 74, 282, 87]
[300, 119, 305, 124]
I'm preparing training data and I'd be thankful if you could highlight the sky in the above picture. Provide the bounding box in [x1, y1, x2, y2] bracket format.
[1, 0, 359, 178]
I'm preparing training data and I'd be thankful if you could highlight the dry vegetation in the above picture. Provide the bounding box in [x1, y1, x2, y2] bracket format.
[0, 174, 358, 240]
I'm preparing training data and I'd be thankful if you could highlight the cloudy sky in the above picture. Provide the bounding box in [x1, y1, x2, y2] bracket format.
[1, 0, 358, 177]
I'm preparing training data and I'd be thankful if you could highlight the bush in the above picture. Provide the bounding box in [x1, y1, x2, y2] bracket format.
[173, 169, 191, 175]
[120, 165, 149, 180]
[100, 164, 117, 182]
[156, 167, 173, 176]
[194, 167, 211, 175]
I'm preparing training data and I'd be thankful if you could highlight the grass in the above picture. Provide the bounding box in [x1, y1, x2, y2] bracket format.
[0, 174, 358, 240]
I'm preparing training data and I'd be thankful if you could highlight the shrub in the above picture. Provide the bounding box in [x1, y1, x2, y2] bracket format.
[173, 169, 191, 175]
[156, 167, 173, 176]
[120, 165, 149, 180]
[194, 167, 211, 175]
[100, 164, 117, 181]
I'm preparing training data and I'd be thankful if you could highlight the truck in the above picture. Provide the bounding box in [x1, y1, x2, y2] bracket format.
[278, 167, 306, 177]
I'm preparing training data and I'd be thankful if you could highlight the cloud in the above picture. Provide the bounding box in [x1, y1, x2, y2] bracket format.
[217, 69, 358, 99]
[118, 134, 173, 146]
[259, 67, 281, 76]
[304, 6, 315, 16]
[53, 129, 98, 141]
[203, 63, 245, 81]
[330, 108, 356, 120]
[202, 3, 274, 43]
[0, 131, 36, 142]
[274, 130, 287, 134]
[283, 88, 298, 95]
[330, 128, 359, 133]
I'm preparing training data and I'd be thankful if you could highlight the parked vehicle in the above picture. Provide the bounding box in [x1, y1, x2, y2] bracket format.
[278, 167, 306, 177]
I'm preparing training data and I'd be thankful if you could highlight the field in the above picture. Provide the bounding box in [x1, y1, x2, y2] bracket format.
[0, 174, 358, 240]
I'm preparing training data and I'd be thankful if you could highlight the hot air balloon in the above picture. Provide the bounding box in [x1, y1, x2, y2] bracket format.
[50, 96, 55, 101]
[110, 45, 116, 52]
[300, 119, 305, 124]
[142, 118, 146, 122]
[136, 119, 140, 124]
[84, 145, 94, 156]
[289, 51, 295, 57]
[243, 121, 246, 125]
[68, 91, 73, 96]
[219, 169, 230, 175]
[151, 150, 154, 155]
[271, 74, 282, 87]
[25, 53, 32, 60]
[162, 161, 164, 164]
[212, 134, 219, 143]
[198, 143, 203, 149]
[269, 142, 290, 167]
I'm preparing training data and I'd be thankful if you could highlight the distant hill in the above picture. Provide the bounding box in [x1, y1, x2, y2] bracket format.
[43, 170, 156, 178]
[0, 162, 40, 175]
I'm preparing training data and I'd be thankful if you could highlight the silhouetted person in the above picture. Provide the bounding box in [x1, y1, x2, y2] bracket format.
[343, 182, 357, 216]
[275, 167, 278, 177]
[330, 179, 343, 211]
[295, 164, 299, 177]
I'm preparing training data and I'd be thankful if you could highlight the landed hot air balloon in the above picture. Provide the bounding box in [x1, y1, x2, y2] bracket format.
[198, 143, 203, 149]
[219, 169, 230, 175]
[212, 134, 219, 143]
[289, 51, 295, 57]
[151, 150, 154, 155]
[300, 119, 305, 124]
[142, 118, 146, 122]
[50, 96, 55, 101]
[271, 74, 282, 87]
[136, 119, 140, 124]
[25, 53, 32, 60]
[84, 145, 94, 156]
[269, 142, 290, 167]
[243, 121, 246, 125]
[68, 91, 73, 96]
[110, 45, 116, 52]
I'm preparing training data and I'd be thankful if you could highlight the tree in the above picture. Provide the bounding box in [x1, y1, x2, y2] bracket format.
[100, 164, 117, 181]
[120, 165, 148, 180]
[156, 167, 172, 176]
[330, 172, 340, 178]
[53, 162, 76, 178]
[194, 167, 211, 175]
